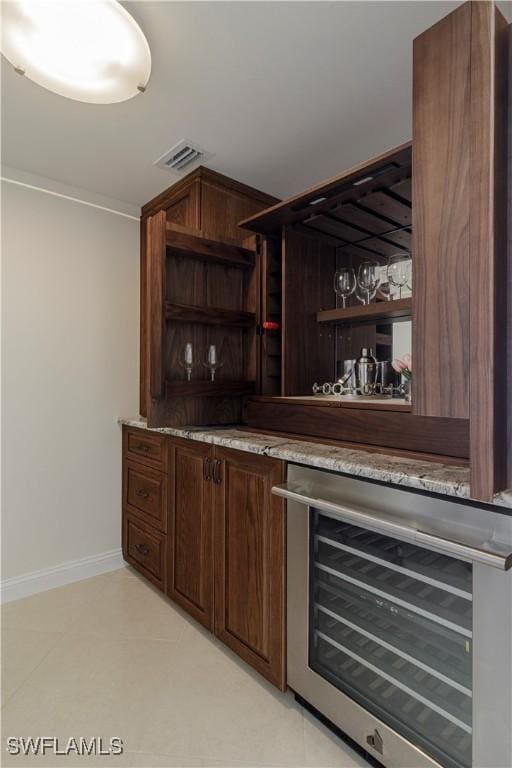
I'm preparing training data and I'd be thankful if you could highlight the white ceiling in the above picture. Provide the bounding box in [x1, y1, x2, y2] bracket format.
[1, 1, 468, 208]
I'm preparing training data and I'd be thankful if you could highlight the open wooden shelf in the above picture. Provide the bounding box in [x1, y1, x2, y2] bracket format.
[317, 297, 411, 326]
[165, 303, 256, 327]
[166, 226, 255, 269]
[165, 380, 256, 398]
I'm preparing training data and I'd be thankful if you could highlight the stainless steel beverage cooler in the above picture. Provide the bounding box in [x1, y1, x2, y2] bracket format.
[274, 466, 512, 768]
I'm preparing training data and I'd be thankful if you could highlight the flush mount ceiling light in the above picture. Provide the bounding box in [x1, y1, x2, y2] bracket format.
[1, 0, 151, 104]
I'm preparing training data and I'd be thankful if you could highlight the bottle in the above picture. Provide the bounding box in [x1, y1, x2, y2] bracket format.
[355, 347, 377, 395]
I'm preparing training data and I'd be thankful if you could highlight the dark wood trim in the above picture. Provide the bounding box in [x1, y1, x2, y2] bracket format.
[142, 166, 279, 219]
[239, 142, 412, 235]
[469, 2, 510, 500]
[317, 298, 411, 326]
[148, 211, 167, 400]
[246, 398, 469, 459]
[165, 303, 256, 327]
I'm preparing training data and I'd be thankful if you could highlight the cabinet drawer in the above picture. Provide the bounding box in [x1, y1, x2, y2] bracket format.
[124, 461, 167, 532]
[124, 427, 167, 471]
[124, 515, 166, 590]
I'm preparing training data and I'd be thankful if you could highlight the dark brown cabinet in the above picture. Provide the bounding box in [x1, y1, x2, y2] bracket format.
[168, 438, 214, 630]
[122, 428, 169, 591]
[213, 447, 286, 689]
[241, 0, 510, 503]
[122, 426, 286, 689]
[140, 167, 278, 425]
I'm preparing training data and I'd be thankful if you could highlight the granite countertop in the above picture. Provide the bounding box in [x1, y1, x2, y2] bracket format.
[119, 418, 512, 510]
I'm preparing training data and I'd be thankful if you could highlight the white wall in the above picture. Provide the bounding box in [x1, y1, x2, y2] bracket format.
[1, 176, 139, 589]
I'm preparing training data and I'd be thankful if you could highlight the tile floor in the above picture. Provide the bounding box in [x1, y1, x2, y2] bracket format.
[2, 567, 370, 768]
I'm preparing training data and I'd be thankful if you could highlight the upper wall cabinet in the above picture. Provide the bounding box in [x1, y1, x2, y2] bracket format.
[412, 1, 509, 499]
[239, 1, 509, 502]
[139, 167, 278, 425]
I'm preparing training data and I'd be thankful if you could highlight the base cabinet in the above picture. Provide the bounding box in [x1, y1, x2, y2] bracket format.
[122, 426, 286, 689]
[168, 439, 214, 630]
[213, 447, 286, 689]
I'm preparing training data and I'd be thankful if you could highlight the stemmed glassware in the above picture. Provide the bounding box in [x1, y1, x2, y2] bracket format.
[378, 265, 393, 301]
[387, 253, 410, 299]
[357, 261, 381, 305]
[179, 342, 196, 381]
[333, 267, 356, 309]
[356, 285, 377, 304]
[203, 344, 223, 382]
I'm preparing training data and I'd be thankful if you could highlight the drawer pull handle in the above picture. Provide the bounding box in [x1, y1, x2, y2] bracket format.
[134, 543, 150, 556]
[366, 730, 383, 755]
[136, 444, 150, 453]
[135, 488, 149, 499]
[212, 459, 222, 485]
[203, 457, 212, 482]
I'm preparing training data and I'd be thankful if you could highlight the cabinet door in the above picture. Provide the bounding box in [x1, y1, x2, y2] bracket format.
[213, 447, 286, 689]
[168, 439, 214, 630]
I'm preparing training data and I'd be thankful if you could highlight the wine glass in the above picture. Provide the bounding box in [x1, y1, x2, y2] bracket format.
[357, 261, 381, 305]
[178, 341, 197, 381]
[355, 285, 377, 304]
[406, 261, 413, 293]
[387, 253, 410, 299]
[333, 267, 356, 309]
[378, 264, 393, 301]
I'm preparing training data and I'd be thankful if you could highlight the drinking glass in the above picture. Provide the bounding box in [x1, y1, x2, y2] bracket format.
[387, 253, 410, 299]
[406, 261, 413, 292]
[357, 261, 381, 305]
[379, 282, 392, 300]
[355, 285, 377, 304]
[333, 267, 356, 309]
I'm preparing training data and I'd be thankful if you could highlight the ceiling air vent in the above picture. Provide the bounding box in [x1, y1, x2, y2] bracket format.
[154, 139, 213, 173]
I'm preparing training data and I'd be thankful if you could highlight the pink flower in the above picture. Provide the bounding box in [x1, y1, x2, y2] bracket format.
[392, 354, 412, 379]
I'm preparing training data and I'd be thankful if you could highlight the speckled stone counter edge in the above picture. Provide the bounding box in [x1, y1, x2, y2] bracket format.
[118, 418, 512, 510]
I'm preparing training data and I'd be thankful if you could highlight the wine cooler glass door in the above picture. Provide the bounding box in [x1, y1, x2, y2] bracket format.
[309, 509, 473, 768]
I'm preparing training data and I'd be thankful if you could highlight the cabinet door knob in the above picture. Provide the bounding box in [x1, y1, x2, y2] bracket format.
[212, 459, 222, 484]
[134, 543, 150, 556]
[135, 488, 149, 499]
[136, 444, 150, 453]
[203, 457, 212, 481]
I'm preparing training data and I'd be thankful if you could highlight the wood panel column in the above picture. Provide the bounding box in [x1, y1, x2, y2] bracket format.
[412, 1, 509, 501]
[412, 2, 471, 421]
[468, 3, 509, 500]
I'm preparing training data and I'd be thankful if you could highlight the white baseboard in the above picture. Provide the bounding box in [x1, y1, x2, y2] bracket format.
[0, 548, 125, 604]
